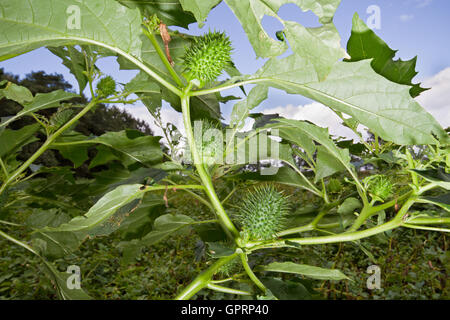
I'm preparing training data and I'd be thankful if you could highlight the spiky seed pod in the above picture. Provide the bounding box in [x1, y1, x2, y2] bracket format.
[182, 31, 232, 86]
[364, 175, 393, 201]
[237, 185, 290, 241]
[96, 76, 116, 98]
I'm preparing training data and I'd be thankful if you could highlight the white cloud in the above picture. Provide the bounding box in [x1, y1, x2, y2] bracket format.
[415, 0, 432, 8]
[260, 103, 362, 141]
[416, 67, 450, 129]
[400, 14, 414, 22]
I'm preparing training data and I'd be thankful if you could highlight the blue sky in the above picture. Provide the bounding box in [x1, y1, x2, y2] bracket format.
[1, 0, 449, 134]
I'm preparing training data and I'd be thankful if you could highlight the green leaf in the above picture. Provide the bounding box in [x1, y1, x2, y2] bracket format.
[206, 242, 235, 258]
[223, 0, 341, 61]
[1, 90, 78, 129]
[40, 184, 147, 236]
[230, 85, 268, 130]
[92, 130, 163, 166]
[274, 119, 353, 180]
[337, 197, 362, 215]
[89, 145, 120, 169]
[51, 131, 90, 168]
[28, 210, 81, 259]
[56, 145, 90, 168]
[228, 166, 312, 192]
[124, 72, 162, 113]
[41, 261, 91, 300]
[117, 193, 165, 240]
[54, 129, 163, 167]
[346, 13, 427, 97]
[256, 57, 447, 145]
[48, 46, 90, 94]
[0, 124, 40, 158]
[421, 193, 450, 212]
[261, 277, 311, 300]
[118, 213, 196, 263]
[0, 0, 142, 61]
[413, 168, 450, 190]
[193, 223, 228, 243]
[141, 214, 195, 244]
[315, 146, 347, 182]
[260, 262, 349, 280]
[283, 20, 345, 81]
[116, 0, 196, 27]
[179, 0, 222, 26]
[0, 82, 33, 104]
[277, 126, 316, 161]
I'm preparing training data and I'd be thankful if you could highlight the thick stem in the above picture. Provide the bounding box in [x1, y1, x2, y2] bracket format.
[239, 252, 266, 293]
[175, 253, 238, 300]
[348, 191, 414, 232]
[180, 90, 241, 242]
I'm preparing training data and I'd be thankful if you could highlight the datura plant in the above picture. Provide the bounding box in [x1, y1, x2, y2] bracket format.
[0, 0, 449, 300]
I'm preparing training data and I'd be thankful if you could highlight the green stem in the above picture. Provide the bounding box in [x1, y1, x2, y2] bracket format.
[0, 99, 98, 195]
[142, 184, 205, 192]
[321, 179, 329, 204]
[164, 179, 214, 211]
[406, 217, 450, 226]
[374, 134, 380, 154]
[0, 219, 23, 227]
[277, 224, 314, 237]
[221, 185, 238, 205]
[206, 283, 250, 296]
[181, 89, 241, 242]
[347, 204, 374, 232]
[0, 229, 39, 256]
[239, 252, 266, 293]
[349, 190, 413, 232]
[175, 253, 238, 300]
[142, 27, 184, 87]
[191, 79, 270, 97]
[70, 37, 182, 96]
[406, 148, 419, 187]
[248, 198, 417, 251]
[0, 157, 8, 178]
[403, 224, 450, 233]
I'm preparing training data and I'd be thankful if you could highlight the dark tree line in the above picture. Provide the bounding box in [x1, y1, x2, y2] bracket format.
[0, 68, 154, 169]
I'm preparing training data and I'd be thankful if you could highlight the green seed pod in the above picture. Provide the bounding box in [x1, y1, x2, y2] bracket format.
[364, 175, 393, 201]
[96, 76, 116, 98]
[237, 185, 290, 241]
[182, 31, 232, 87]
